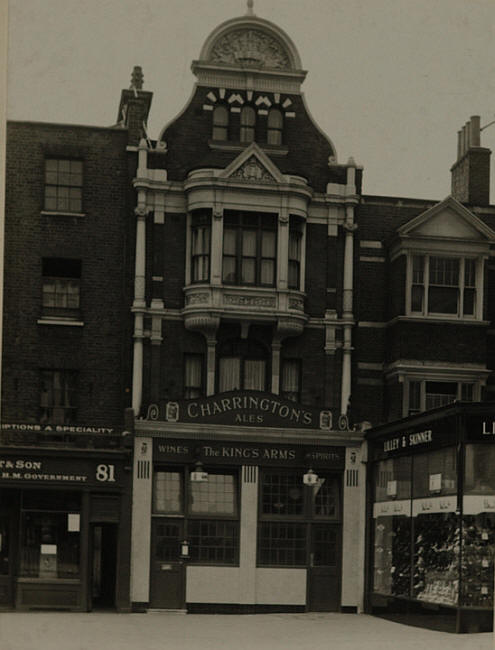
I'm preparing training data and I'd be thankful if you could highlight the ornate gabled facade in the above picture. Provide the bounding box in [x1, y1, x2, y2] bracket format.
[126, 5, 366, 615]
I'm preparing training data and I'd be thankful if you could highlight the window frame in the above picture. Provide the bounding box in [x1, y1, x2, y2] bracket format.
[41, 258, 81, 321]
[183, 353, 205, 399]
[267, 108, 283, 146]
[212, 105, 229, 141]
[152, 466, 240, 566]
[280, 358, 301, 402]
[257, 469, 341, 568]
[44, 158, 83, 214]
[190, 211, 211, 283]
[217, 338, 270, 393]
[222, 211, 277, 287]
[240, 106, 256, 143]
[406, 253, 482, 320]
[405, 377, 480, 417]
[39, 369, 78, 425]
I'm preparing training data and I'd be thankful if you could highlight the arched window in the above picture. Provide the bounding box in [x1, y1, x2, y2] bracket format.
[240, 106, 256, 143]
[217, 339, 269, 392]
[267, 108, 283, 145]
[212, 105, 229, 141]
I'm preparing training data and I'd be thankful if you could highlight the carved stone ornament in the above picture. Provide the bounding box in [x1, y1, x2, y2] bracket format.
[146, 404, 160, 420]
[289, 297, 304, 311]
[224, 294, 276, 308]
[230, 156, 276, 184]
[209, 29, 291, 70]
[186, 292, 209, 305]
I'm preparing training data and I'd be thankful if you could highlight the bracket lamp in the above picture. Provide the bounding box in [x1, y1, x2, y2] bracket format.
[190, 461, 208, 483]
[303, 468, 319, 486]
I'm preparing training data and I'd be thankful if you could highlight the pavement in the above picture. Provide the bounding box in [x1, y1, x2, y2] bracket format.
[0, 611, 492, 650]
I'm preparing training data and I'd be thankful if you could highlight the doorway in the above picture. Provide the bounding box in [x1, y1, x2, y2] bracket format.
[307, 524, 341, 611]
[91, 524, 117, 609]
[149, 519, 185, 609]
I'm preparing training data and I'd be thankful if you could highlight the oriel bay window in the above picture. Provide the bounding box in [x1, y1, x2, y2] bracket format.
[410, 254, 479, 318]
[222, 211, 277, 286]
[217, 339, 268, 392]
[153, 469, 239, 564]
[191, 211, 211, 282]
[258, 471, 340, 567]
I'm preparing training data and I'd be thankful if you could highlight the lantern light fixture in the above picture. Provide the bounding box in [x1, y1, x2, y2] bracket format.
[180, 540, 189, 558]
[303, 468, 318, 486]
[190, 461, 208, 483]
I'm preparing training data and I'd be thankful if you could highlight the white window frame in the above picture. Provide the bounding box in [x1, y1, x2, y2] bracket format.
[405, 377, 481, 417]
[405, 252, 484, 321]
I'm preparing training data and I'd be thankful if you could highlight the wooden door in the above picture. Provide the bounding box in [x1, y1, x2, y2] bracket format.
[307, 524, 341, 611]
[149, 519, 185, 609]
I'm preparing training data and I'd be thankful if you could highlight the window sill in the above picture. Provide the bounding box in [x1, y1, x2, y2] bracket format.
[37, 318, 84, 327]
[394, 315, 489, 326]
[41, 210, 86, 218]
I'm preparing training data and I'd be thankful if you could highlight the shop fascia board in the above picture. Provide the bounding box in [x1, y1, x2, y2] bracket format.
[134, 420, 364, 446]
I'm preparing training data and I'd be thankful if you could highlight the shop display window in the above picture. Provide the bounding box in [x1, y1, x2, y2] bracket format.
[412, 447, 457, 498]
[374, 457, 412, 502]
[461, 513, 495, 608]
[413, 512, 459, 606]
[373, 516, 411, 597]
[464, 445, 495, 494]
[19, 491, 81, 580]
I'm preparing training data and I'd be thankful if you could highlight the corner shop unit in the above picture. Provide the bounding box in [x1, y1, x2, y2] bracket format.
[366, 402, 495, 633]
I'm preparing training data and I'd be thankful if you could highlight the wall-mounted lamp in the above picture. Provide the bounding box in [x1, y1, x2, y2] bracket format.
[190, 461, 208, 483]
[303, 468, 319, 486]
[180, 540, 189, 559]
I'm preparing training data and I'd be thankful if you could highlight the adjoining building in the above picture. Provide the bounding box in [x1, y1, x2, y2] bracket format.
[1, 121, 134, 611]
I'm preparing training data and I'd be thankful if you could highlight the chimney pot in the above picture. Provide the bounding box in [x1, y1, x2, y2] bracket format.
[470, 115, 481, 147]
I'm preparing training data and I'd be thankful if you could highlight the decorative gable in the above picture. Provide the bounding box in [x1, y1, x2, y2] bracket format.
[220, 142, 285, 185]
[397, 196, 495, 243]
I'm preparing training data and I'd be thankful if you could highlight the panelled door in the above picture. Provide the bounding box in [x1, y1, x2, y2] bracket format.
[149, 519, 185, 609]
[307, 524, 341, 611]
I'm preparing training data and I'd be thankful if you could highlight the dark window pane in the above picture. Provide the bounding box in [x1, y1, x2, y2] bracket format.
[258, 522, 306, 566]
[188, 520, 238, 564]
[428, 286, 458, 314]
[262, 473, 303, 516]
[154, 521, 181, 562]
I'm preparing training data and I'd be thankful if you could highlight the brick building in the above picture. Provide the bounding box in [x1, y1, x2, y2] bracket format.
[2, 2, 495, 630]
[0, 121, 135, 610]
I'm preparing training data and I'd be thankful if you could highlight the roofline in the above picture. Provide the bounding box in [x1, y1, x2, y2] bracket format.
[7, 119, 129, 134]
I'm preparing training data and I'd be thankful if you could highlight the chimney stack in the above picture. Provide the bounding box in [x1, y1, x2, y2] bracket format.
[451, 115, 491, 206]
[117, 66, 153, 146]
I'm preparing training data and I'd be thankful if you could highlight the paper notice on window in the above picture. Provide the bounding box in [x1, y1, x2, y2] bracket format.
[68, 513, 80, 532]
[40, 544, 57, 555]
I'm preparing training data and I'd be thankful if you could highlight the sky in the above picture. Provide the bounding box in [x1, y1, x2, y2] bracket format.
[6, 0, 495, 200]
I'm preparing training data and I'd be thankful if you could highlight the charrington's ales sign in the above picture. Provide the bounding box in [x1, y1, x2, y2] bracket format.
[145, 391, 346, 431]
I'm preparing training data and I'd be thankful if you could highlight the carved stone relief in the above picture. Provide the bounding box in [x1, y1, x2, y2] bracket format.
[230, 156, 277, 184]
[209, 29, 291, 70]
[224, 294, 276, 308]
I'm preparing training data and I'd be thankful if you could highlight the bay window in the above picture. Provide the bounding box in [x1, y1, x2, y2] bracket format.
[222, 211, 277, 286]
[410, 254, 479, 318]
[288, 217, 303, 289]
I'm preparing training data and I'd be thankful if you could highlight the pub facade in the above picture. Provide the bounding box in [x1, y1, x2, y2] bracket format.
[131, 394, 365, 613]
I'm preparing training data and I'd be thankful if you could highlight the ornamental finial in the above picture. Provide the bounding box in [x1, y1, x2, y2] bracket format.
[246, 0, 254, 15]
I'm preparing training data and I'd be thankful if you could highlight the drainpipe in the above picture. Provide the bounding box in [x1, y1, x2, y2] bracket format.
[341, 158, 358, 415]
[131, 138, 149, 416]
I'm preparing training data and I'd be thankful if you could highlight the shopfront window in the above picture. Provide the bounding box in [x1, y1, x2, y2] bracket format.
[461, 513, 494, 608]
[152, 468, 239, 565]
[19, 491, 81, 579]
[464, 445, 495, 494]
[372, 458, 412, 597]
[258, 470, 340, 567]
[412, 447, 457, 497]
[413, 512, 460, 605]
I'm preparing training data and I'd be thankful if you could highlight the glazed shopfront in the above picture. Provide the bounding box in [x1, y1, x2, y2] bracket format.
[366, 402, 495, 633]
[131, 391, 365, 613]
[0, 425, 132, 611]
